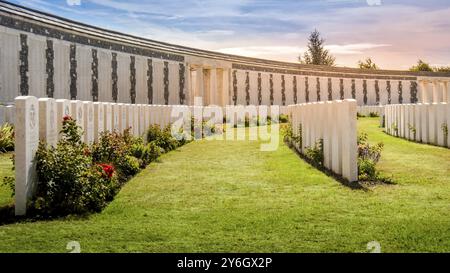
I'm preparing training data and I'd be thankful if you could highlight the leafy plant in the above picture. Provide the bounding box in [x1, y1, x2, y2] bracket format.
[33, 116, 119, 216]
[357, 133, 384, 181]
[391, 123, 398, 136]
[279, 114, 289, 123]
[442, 123, 448, 147]
[305, 139, 324, 167]
[0, 123, 14, 153]
[408, 124, 417, 140]
[369, 112, 379, 118]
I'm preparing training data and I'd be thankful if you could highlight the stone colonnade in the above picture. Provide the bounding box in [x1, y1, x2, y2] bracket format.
[418, 78, 450, 104]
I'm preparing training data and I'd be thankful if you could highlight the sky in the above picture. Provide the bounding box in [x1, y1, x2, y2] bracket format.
[6, 0, 450, 70]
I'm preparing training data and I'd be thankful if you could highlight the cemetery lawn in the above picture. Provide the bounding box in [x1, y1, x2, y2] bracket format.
[0, 117, 450, 252]
[0, 153, 13, 207]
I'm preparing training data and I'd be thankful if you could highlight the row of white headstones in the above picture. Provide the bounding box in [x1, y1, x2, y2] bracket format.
[385, 103, 450, 148]
[13, 95, 358, 216]
[14, 96, 216, 216]
[288, 99, 358, 182]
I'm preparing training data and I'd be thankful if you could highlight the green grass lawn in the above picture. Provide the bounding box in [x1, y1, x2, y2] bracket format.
[0, 118, 449, 253]
[0, 153, 13, 207]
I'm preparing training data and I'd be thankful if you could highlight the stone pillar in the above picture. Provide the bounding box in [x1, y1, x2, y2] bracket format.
[419, 80, 429, 103]
[93, 102, 104, 142]
[38, 98, 58, 147]
[184, 64, 192, 106]
[196, 67, 204, 104]
[222, 69, 230, 106]
[15, 96, 39, 216]
[442, 81, 449, 103]
[210, 68, 217, 106]
[432, 80, 440, 103]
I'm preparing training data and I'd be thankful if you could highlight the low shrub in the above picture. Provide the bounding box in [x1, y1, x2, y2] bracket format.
[0, 123, 14, 153]
[131, 140, 162, 168]
[369, 112, 379, 118]
[357, 132, 384, 181]
[282, 121, 302, 148]
[33, 116, 120, 216]
[146, 124, 178, 153]
[408, 124, 417, 140]
[279, 114, 289, 123]
[305, 139, 324, 167]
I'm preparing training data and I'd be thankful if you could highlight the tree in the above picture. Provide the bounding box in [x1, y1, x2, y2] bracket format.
[409, 59, 433, 72]
[358, 58, 379, 70]
[435, 66, 450, 73]
[299, 29, 335, 66]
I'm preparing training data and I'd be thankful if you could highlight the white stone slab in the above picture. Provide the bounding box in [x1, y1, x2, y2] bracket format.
[83, 101, 94, 144]
[15, 96, 39, 216]
[93, 102, 104, 141]
[38, 98, 58, 147]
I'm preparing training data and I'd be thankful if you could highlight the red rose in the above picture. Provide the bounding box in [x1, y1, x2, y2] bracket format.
[98, 163, 115, 179]
[63, 115, 72, 122]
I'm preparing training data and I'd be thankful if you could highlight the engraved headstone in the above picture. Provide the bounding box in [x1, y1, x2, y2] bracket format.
[38, 98, 58, 147]
[15, 96, 40, 216]
[83, 101, 94, 144]
[56, 99, 71, 140]
[103, 102, 112, 132]
[93, 102, 104, 141]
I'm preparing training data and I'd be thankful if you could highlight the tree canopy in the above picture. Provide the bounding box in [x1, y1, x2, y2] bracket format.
[299, 29, 335, 66]
[358, 58, 379, 70]
[409, 60, 434, 72]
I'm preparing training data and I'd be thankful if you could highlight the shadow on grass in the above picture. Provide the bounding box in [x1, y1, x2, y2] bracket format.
[0, 203, 91, 226]
[285, 142, 395, 191]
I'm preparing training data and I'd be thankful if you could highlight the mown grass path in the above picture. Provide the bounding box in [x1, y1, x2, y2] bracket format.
[0, 118, 449, 252]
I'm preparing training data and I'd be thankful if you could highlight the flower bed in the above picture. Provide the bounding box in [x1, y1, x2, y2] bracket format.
[8, 116, 193, 217]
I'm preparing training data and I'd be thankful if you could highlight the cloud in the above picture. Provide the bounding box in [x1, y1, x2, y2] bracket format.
[66, 0, 81, 6]
[215, 43, 391, 63]
[325, 43, 391, 55]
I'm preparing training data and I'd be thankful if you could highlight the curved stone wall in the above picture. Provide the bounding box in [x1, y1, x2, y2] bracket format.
[1, 1, 449, 106]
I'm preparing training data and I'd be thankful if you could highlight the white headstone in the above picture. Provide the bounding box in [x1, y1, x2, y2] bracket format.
[112, 103, 120, 131]
[103, 102, 112, 132]
[56, 99, 71, 140]
[331, 100, 342, 175]
[83, 101, 94, 144]
[15, 96, 40, 216]
[340, 99, 357, 182]
[428, 103, 437, 144]
[436, 103, 447, 147]
[118, 103, 127, 132]
[93, 102, 104, 141]
[133, 104, 139, 136]
[70, 100, 85, 134]
[38, 98, 58, 147]
[126, 104, 133, 131]
[139, 104, 145, 136]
